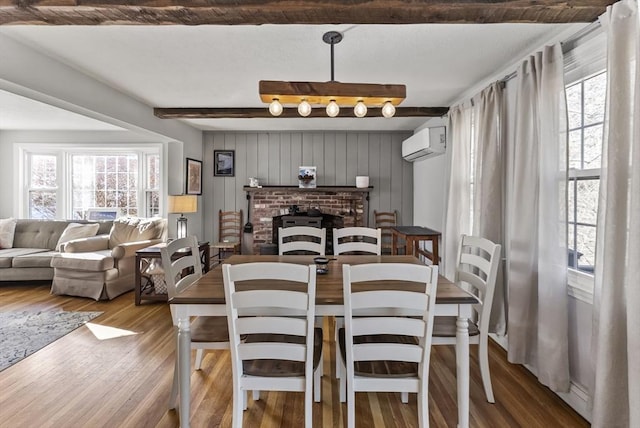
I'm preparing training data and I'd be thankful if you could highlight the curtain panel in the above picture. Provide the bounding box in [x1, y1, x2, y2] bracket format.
[506, 43, 570, 392]
[444, 102, 473, 281]
[591, 0, 640, 426]
[471, 83, 506, 334]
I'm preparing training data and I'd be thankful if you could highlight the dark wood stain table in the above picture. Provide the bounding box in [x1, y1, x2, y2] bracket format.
[170, 255, 476, 428]
[391, 226, 441, 265]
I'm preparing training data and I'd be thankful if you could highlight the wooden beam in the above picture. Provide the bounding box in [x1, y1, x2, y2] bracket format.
[259, 80, 407, 106]
[0, 1, 615, 25]
[153, 107, 449, 119]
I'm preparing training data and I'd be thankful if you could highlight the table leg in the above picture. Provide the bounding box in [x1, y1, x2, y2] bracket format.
[456, 315, 470, 428]
[392, 232, 398, 255]
[177, 313, 191, 428]
[405, 237, 413, 257]
[135, 255, 142, 306]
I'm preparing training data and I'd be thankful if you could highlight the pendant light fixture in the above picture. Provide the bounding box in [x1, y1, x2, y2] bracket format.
[260, 31, 406, 118]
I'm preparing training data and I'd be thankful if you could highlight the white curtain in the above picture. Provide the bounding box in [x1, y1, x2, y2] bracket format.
[591, 1, 640, 426]
[444, 102, 473, 280]
[472, 82, 506, 334]
[506, 44, 570, 391]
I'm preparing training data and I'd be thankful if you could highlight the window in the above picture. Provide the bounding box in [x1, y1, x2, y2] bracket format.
[21, 145, 162, 220]
[566, 71, 606, 274]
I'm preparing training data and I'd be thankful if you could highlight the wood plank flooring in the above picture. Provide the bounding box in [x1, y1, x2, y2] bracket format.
[0, 282, 589, 428]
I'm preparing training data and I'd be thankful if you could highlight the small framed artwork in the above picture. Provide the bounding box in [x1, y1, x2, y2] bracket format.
[186, 158, 203, 195]
[214, 150, 235, 177]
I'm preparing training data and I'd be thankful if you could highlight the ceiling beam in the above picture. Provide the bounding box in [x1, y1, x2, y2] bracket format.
[154, 107, 450, 119]
[0, 1, 614, 25]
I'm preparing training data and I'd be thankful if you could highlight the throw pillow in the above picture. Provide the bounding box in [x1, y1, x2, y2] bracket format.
[56, 223, 101, 251]
[109, 217, 166, 248]
[0, 217, 17, 249]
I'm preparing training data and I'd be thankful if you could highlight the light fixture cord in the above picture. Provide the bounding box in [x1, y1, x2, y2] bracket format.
[330, 38, 335, 82]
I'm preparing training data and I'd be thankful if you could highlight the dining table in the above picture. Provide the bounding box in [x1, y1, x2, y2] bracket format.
[169, 254, 479, 428]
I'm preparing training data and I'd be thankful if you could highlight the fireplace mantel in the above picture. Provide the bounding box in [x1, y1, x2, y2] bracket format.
[243, 185, 372, 194]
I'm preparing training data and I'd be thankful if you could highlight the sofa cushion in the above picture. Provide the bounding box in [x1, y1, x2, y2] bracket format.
[12, 250, 60, 268]
[56, 223, 100, 251]
[0, 248, 48, 268]
[0, 218, 17, 249]
[51, 250, 114, 272]
[108, 217, 166, 249]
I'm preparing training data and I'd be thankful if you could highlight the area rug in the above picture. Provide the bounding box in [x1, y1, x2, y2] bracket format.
[0, 310, 103, 372]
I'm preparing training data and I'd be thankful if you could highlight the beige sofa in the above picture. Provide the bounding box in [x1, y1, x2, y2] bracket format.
[51, 217, 167, 300]
[0, 219, 113, 282]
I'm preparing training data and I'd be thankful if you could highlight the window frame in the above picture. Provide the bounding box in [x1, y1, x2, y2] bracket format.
[18, 143, 163, 220]
[564, 70, 606, 301]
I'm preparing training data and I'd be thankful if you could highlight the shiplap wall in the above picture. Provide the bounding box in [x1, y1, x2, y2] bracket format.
[203, 131, 413, 245]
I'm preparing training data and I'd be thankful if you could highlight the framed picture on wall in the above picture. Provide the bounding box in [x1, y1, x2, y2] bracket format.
[214, 150, 235, 177]
[186, 158, 202, 195]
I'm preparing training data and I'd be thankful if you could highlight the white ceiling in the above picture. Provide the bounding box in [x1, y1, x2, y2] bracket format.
[0, 23, 582, 132]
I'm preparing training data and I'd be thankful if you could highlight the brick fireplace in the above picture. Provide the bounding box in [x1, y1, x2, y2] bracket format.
[244, 186, 371, 254]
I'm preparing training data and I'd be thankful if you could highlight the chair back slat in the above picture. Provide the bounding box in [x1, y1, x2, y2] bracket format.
[352, 316, 426, 338]
[353, 343, 424, 364]
[236, 316, 307, 336]
[233, 290, 310, 311]
[351, 290, 429, 312]
[238, 342, 307, 362]
[219, 210, 243, 243]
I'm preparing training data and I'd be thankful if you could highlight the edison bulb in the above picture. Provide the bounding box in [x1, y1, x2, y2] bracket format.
[381, 101, 396, 118]
[354, 101, 367, 118]
[298, 100, 312, 117]
[269, 99, 283, 116]
[326, 100, 340, 117]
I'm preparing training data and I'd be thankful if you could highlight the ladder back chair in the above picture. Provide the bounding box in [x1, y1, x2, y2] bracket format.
[374, 210, 397, 255]
[222, 262, 323, 428]
[339, 262, 439, 428]
[432, 234, 501, 403]
[211, 210, 243, 265]
[161, 236, 230, 409]
[333, 227, 382, 255]
[278, 226, 326, 255]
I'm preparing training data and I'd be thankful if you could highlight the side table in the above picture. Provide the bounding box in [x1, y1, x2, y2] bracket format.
[391, 226, 441, 265]
[135, 241, 210, 305]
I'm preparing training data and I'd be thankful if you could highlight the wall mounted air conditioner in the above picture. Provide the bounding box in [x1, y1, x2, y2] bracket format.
[402, 126, 446, 162]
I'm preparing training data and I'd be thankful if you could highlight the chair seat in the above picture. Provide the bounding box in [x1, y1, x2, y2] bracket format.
[211, 241, 241, 250]
[243, 328, 323, 377]
[432, 316, 480, 337]
[338, 328, 419, 378]
[190, 316, 230, 343]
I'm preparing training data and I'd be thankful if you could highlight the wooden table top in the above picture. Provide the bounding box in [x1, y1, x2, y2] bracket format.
[170, 255, 477, 306]
[391, 226, 441, 236]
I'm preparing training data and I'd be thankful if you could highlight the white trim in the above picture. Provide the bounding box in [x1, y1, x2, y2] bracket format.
[567, 268, 594, 304]
[489, 333, 592, 422]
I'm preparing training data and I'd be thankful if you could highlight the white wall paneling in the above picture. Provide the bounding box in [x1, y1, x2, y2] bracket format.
[203, 131, 413, 250]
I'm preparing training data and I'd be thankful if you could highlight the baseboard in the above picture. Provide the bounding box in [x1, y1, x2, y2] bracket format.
[489, 333, 592, 423]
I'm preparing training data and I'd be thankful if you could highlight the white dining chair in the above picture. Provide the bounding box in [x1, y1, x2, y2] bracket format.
[333, 227, 382, 255]
[432, 234, 501, 403]
[278, 226, 326, 255]
[339, 262, 439, 428]
[222, 262, 323, 428]
[161, 236, 231, 409]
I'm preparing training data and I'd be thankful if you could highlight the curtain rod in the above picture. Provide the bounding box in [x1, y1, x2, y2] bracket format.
[499, 20, 603, 85]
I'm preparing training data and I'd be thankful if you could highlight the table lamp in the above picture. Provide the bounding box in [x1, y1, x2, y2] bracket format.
[168, 195, 197, 239]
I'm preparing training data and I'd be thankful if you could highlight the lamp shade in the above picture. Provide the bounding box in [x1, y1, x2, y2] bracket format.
[168, 195, 197, 214]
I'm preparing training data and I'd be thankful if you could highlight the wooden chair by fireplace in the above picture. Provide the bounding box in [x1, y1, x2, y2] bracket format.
[211, 210, 242, 265]
[374, 210, 397, 255]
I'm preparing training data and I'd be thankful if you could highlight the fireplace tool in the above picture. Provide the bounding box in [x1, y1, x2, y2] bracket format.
[243, 194, 253, 233]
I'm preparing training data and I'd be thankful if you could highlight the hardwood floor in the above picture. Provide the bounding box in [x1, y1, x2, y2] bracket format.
[0, 282, 589, 428]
